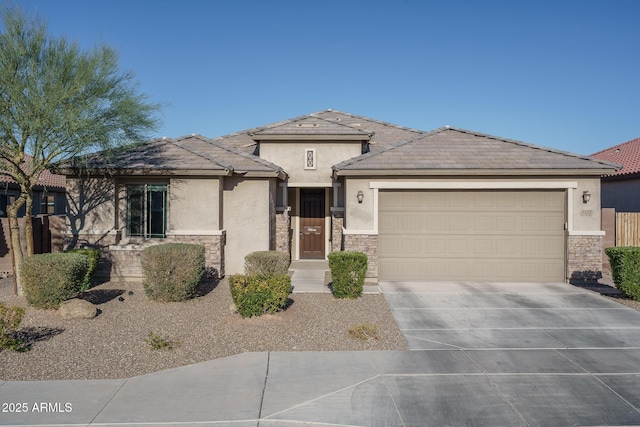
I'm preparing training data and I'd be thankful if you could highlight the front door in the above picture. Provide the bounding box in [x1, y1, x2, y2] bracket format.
[300, 189, 325, 259]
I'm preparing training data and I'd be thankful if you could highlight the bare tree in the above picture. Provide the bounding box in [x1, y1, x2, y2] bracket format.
[0, 7, 161, 293]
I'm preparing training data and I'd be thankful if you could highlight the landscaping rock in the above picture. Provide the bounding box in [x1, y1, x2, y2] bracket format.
[59, 298, 97, 319]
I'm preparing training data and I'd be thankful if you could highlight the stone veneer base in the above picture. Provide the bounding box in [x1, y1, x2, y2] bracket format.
[68, 232, 226, 281]
[567, 234, 603, 283]
[342, 233, 378, 279]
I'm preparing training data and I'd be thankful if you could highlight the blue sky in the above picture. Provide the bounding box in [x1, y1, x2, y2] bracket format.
[6, 0, 640, 155]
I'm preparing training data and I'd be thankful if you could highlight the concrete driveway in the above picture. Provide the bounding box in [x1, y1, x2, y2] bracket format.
[380, 280, 640, 426]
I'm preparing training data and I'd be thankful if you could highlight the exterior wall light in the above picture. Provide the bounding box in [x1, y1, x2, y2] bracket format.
[357, 190, 364, 204]
[582, 190, 591, 204]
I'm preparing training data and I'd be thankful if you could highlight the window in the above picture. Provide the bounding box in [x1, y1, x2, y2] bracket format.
[40, 195, 55, 215]
[126, 184, 167, 238]
[304, 148, 317, 170]
[0, 194, 18, 217]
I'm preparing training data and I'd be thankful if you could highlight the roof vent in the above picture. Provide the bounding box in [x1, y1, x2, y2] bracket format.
[615, 148, 621, 152]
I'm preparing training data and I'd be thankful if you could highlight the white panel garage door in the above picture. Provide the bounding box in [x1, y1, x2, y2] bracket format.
[378, 190, 566, 282]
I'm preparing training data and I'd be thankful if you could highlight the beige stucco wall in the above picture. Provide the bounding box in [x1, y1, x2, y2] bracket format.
[169, 177, 221, 232]
[223, 176, 275, 274]
[260, 141, 362, 184]
[66, 176, 117, 235]
[344, 176, 603, 233]
[572, 177, 602, 231]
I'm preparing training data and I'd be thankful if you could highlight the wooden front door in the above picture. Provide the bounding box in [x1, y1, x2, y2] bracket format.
[300, 189, 325, 259]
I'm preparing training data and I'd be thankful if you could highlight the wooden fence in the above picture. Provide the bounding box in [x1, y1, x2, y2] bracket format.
[616, 212, 640, 247]
[0, 215, 65, 276]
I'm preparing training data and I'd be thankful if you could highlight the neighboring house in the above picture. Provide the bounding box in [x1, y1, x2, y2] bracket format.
[58, 110, 617, 283]
[590, 138, 640, 212]
[0, 158, 67, 276]
[0, 157, 67, 217]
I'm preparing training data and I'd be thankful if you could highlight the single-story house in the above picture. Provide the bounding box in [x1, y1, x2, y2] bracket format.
[590, 137, 640, 212]
[58, 110, 617, 283]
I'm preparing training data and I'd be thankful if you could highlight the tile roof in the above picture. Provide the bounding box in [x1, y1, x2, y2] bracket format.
[590, 137, 640, 177]
[209, 110, 422, 153]
[174, 135, 284, 174]
[0, 155, 66, 189]
[61, 135, 284, 177]
[334, 127, 619, 173]
[250, 115, 372, 138]
[59, 110, 618, 178]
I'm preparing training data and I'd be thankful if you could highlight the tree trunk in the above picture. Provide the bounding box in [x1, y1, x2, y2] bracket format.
[6, 193, 27, 296]
[25, 189, 34, 256]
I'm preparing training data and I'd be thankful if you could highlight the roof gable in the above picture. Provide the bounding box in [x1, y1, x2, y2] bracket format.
[250, 115, 371, 140]
[334, 127, 619, 174]
[174, 135, 285, 175]
[211, 110, 422, 153]
[590, 137, 640, 177]
[61, 135, 284, 177]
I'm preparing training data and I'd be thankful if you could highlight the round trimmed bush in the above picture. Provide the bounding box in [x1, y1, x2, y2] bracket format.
[21, 253, 89, 309]
[327, 251, 368, 299]
[141, 243, 205, 302]
[64, 248, 101, 291]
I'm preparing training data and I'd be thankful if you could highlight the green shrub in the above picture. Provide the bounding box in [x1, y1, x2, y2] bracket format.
[229, 274, 291, 317]
[0, 303, 26, 351]
[64, 248, 101, 291]
[327, 251, 368, 299]
[244, 251, 290, 275]
[21, 253, 88, 309]
[141, 243, 205, 302]
[606, 247, 640, 301]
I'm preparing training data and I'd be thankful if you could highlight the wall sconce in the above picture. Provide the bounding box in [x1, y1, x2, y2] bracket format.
[582, 190, 591, 204]
[357, 190, 364, 204]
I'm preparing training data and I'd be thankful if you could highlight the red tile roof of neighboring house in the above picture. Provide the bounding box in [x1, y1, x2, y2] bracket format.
[590, 138, 640, 177]
[0, 155, 66, 189]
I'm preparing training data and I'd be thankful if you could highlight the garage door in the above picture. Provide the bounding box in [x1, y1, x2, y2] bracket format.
[378, 190, 566, 282]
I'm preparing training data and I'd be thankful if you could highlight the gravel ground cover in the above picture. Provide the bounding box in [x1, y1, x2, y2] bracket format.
[604, 294, 640, 311]
[0, 277, 407, 381]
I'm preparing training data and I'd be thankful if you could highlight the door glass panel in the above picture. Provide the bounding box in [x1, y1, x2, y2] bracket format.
[127, 186, 144, 237]
[127, 184, 167, 238]
[147, 186, 166, 237]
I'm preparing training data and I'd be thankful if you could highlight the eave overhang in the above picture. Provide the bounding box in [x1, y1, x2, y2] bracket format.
[241, 170, 288, 179]
[333, 168, 617, 178]
[60, 167, 287, 180]
[60, 167, 234, 177]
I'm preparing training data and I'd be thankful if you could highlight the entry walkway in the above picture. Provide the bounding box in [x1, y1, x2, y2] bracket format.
[289, 260, 330, 293]
[289, 260, 381, 294]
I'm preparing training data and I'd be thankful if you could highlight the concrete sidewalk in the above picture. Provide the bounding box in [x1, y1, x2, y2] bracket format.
[1, 348, 640, 426]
